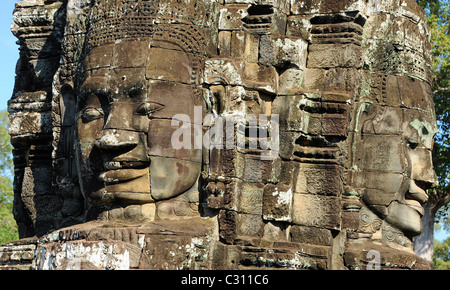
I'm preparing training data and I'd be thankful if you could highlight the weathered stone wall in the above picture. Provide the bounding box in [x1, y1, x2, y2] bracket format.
[9, 0, 66, 238]
[0, 238, 37, 270]
[3, 0, 436, 270]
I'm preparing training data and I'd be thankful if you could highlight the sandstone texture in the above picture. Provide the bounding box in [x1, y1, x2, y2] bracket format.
[2, 0, 436, 270]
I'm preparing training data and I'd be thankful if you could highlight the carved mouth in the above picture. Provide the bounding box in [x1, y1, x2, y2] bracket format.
[404, 199, 424, 217]
[99, 168, 148, 184]
[404, 179, 429, 217]
[103, 161, 149, 170]
[99, 161, 149, 185]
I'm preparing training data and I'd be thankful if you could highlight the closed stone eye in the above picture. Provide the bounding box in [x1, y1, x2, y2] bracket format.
[135, 102, 165, 116]
[81, 107, 104, 123]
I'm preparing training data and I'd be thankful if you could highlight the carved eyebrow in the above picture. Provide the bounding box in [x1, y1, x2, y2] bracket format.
[77, 89, 110, 108]
[409, 120, 438, 140]
[124, 84, 148, 99]
[146, 69, 191, 84]
[79, 77, 109, 96]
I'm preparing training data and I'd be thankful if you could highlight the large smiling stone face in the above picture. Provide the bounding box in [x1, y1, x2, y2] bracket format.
[76, 41, 203, 213]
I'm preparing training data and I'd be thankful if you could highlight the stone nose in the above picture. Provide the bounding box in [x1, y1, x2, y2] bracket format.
[94, 129, 139, 151]
[409, 147, 439, 190]
[416, 169, 439, 190]
[103, 102, 135, 131]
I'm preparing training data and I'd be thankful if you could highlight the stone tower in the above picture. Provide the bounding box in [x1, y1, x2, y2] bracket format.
[1, 0, 436, 270]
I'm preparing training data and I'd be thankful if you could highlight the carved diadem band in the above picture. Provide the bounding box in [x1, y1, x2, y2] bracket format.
[85, 0, 210, 55]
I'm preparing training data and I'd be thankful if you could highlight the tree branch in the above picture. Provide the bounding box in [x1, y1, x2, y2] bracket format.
[430, 188, 450, 214]
[433, 87, 450, 95]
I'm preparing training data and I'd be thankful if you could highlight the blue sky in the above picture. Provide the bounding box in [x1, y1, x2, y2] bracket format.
[0, 0, 448, 242]
[0, 0, 19, 111]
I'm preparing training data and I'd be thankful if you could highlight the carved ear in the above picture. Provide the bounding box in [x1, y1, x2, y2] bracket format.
[60, 83, 77, 125]
[209, 85, 226, 116]
[354, 102, 378, 135]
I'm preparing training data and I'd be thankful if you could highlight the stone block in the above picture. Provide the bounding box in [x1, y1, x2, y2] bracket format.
[322, 113, 348, 137]
[219, 4, 250, 30]
[262, 221, 289, 241]
[286, 15, 312, 41]
[292, 193, 341, 230]
[406, 146, 436, 184]
[218, 30, 232, 56]
[263, 183, 293, 222]
[278, 131, 296, 159]
[322, 67, 360, 93]
[243, 33, 260, 63]
[236, 182, 264, 215]
[204, 59, 243, 85]
[290, 0, 364, 14]
[21, 166, 53, 197]
[302, 68, 326, 91]
[0, 241, 36, 270]
[402, 108, 437, 149]
[9, 111, 52, 136]
[278, 68, 305, 95]
[242, 4, 287, 35]
[219, 210, 237, 244]
[209, 147, 238, 178]
[228, 30, 260, 63]
[259, 35, 308, 69]
[341, 211, 360, 231]
[83, 44, 114, 71]
[272, 95, 304, 132]
[146, 47, 198, 84]
[230, 30, 246, 58]
[242, 61, 278, 94]
[209, 242, 240, 270]
[307, 43, 363, 69]
[140, 234, 212, 270]
[289, 225, 333, 246]
[236, 213, 265, 237]
[35, 240, 131, 270]
[343, 241, 433, 270]
[304, 112, 322, 135]
[236, 153, 278, 183]
[294, 163, 342, 196]
[399, 76, 434, 111]
[29, 56, 60, 86]
[365, 106, 403, 135]
[148, 119, 202, 161]
[357, 134, 404, 173]
[353, 171, 404, 196]
[206, 178, 240, 212]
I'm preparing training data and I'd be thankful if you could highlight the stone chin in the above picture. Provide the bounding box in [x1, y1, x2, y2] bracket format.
[149, 157, 201, 201]
[85, 158, 201, 205]
[386, 201, 423, 236]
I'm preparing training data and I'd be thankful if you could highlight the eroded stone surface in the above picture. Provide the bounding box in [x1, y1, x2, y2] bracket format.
[4, 0, 436, 270]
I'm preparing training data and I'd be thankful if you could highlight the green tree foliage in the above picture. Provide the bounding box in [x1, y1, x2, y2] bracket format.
[422, 0, 450, 175]
[433, 237, 450, 269]
[418, 0, 450, 195]
[0, 109, 18, 245]
[418, 0, 450, 208]
[417, 0, 450, 210]
[416, 0, 450, 266]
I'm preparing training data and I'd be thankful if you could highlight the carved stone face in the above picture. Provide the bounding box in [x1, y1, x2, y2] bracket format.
[354, 81, 438, 236]
[76, 41, 202, 206]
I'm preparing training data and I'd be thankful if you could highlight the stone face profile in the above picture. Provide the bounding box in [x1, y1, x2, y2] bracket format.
[1, 0, 437, 270]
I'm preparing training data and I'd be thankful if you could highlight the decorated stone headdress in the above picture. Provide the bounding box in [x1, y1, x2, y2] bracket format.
[86, 0, 212, 53]
[60, 0, 218, 87]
